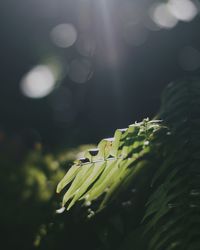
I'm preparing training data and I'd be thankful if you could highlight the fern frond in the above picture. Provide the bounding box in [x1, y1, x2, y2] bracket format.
[144, 79, 200, 250]
[57, 119, 165, 213]
[56, 78, 200, 250]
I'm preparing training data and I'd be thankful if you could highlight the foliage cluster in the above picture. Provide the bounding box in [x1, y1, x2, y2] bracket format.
[1, 78, 200, 250]
[57, 79, 200, 250]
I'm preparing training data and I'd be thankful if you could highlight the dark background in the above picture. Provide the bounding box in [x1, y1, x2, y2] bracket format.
[1, 0, 200, 149]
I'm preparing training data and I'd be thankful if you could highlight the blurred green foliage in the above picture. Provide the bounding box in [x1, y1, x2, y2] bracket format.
[0, 136, 94, 250]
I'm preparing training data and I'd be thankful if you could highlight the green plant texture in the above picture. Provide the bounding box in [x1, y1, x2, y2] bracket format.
[57, 79, 200, 250]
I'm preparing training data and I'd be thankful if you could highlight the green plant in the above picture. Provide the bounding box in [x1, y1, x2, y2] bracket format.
[57, 79, 200, 250]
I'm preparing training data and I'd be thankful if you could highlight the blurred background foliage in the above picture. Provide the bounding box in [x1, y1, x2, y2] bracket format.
[0, 133, 96, 249]
[1, 0, 200, 249]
